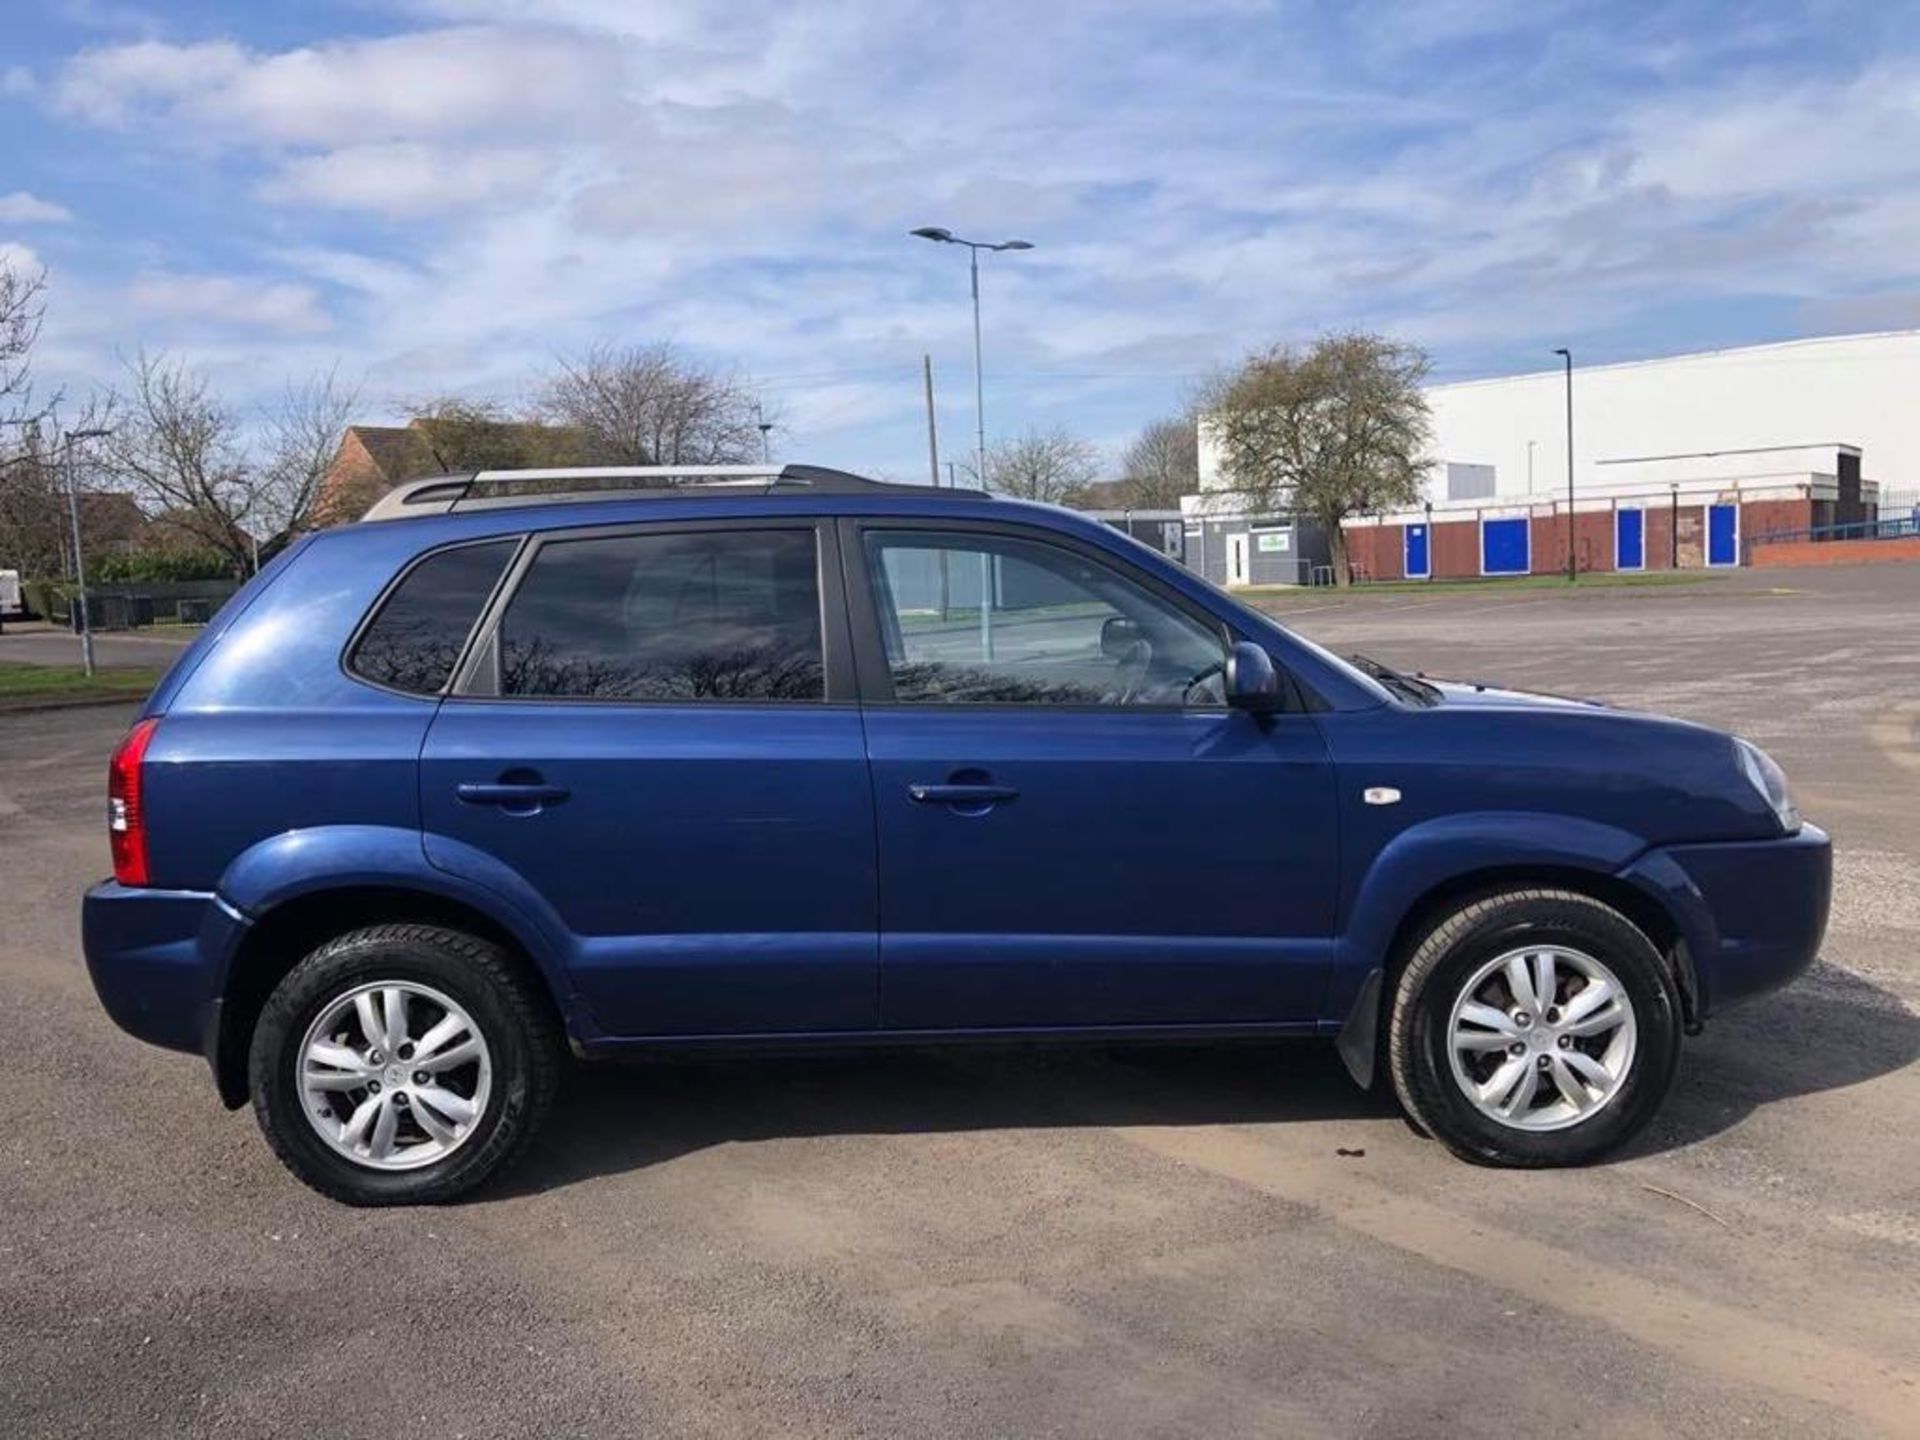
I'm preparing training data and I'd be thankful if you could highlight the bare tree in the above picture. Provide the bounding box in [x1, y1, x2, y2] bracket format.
[1, 254, 55, 432]
[258, 365, 360, 538]
[1210, 332, 1431, 585]
[976, 427, 1102, 504]
[1117, 414, 1199, 508]
[538, 342, 770, 465]
[93, 351, 259, 575]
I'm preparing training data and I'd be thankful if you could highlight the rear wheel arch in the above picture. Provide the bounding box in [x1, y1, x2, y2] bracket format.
[209, 886, 569, 1109]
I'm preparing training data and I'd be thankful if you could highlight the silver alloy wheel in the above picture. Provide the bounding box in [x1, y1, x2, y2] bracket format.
[296, 980, 494, 1171]
[1445, 945, 1637, 1132]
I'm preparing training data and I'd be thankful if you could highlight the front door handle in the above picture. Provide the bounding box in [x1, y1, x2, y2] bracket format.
[908, 783, 1019, 806]
[457, 780, 571, 810]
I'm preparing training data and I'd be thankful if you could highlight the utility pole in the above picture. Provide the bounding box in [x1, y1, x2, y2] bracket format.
[754, 401, 773, 464]
[1553, 348, 1575, 582]
[922, 353, 940, 487]
[62, 427, 113, 678]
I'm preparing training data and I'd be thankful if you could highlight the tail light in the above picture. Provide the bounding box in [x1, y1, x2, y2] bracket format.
[108, 717, 160, 886]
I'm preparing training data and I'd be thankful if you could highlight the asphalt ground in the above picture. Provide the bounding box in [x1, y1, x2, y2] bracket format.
[1, 563, 1915, 1438]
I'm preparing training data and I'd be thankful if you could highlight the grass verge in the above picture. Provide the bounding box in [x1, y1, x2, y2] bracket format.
[0, 661, 164, 708]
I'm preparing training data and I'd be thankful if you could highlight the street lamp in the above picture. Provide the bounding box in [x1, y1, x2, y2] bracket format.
[1552, 348, 1574, 582]
[62, 427, 113, 677]
[909, 226, 1034, 490]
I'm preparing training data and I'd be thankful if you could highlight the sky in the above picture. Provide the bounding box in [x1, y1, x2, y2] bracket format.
[5, 0, 1920, 480]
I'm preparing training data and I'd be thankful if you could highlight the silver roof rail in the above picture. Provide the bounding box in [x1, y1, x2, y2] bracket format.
[358, 463, 985, 522]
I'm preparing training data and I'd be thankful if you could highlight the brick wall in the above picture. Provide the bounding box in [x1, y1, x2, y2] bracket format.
[1752, 536, 1920, 568]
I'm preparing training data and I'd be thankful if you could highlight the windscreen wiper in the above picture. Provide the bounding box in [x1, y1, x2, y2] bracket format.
[1349, 652, 1441, 705]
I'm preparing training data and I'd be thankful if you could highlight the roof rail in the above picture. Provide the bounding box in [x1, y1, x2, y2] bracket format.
[358, 463, 988, 522]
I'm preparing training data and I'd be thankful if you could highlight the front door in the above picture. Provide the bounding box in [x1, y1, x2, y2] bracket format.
[1405, 522, 1430, 579]
[1226, 532, 1252, 586]
[849, 522, 1338, 1031]
[420, 521, 877, 1038]
[1616, 508, 1644, 570]
[1707, 503, 1739, 566]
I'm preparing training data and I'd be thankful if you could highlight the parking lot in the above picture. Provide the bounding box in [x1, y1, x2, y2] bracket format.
[2, 564, 1916, 1438]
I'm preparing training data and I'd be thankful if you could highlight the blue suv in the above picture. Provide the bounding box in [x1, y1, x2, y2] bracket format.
[82, 465, 1831, 1204]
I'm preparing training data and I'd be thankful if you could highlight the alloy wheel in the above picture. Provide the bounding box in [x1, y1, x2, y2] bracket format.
[1445, 945, 1637, 1132]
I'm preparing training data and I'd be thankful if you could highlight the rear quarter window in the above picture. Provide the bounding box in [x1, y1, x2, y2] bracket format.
[349, 539, 518, 695]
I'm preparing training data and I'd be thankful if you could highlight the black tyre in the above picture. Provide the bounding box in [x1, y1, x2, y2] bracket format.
[249, 924, 562, 1206]
[1387, 889, 1682, 1167]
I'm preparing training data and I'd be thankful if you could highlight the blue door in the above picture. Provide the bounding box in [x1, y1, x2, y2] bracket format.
[1405, 523, 1430, 579]
[1482, 517, 1530, 575]
[420, 523, 879, 1038]
[1616, 508, 1644, 570]
[1707, 503, 1739, 566]
[854, 524, 1339, 1028]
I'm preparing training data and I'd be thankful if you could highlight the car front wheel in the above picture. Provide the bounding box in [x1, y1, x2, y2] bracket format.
[248, 924, 561, 1205]
[1387, 889, 1682, 1167]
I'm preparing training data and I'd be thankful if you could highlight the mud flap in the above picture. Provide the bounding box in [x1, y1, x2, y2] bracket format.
[1335, 967, 1383, 1089]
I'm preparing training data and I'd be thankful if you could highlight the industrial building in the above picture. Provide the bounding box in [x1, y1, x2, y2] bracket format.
[1195, 328, 1918, 583]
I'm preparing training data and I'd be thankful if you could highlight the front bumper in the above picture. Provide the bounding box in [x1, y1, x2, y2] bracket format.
[81, 880, 229, 1055]
[1620, 823, 1832, 1021]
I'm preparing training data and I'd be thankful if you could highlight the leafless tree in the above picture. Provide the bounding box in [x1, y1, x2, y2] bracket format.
[1210, 332, 1431, 585]
[538, 342, 771, 465]
[975, 427, 1102, 504]
[1, 254, 55, 433]
[1117, 414, 1199, 508]
[93, 350, 259, 575]
[258, 365, 360, 537]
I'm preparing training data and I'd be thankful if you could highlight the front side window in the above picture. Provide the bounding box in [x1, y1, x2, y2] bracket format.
[864, 531, 1227, 706]
[494, 528, 823, 702]
[350, 539, 518, 695]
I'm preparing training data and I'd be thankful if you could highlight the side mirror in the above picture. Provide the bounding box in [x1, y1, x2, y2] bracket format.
[1225, 641, 1283, 712]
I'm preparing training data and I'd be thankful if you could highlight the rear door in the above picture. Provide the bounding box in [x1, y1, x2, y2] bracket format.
[846, 519, 1338, 1031]
[419, 519, 878, 1038]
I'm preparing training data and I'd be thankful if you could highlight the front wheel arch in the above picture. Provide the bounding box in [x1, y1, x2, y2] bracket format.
[1337, 865, 1694, 1090]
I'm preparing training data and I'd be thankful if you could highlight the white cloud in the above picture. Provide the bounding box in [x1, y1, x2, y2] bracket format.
[0, 192, 73, 224]
[126, 272, 332, 333]
[1, 65, 34, 98]
[54, 27, 616, 145]
[262, 143, 551, 215]
[29, 2, 1920, 476]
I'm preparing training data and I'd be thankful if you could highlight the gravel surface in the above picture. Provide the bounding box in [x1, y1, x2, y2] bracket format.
[2, 563, 1915, 1438]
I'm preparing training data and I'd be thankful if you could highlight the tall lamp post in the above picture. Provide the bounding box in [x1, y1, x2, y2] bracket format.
[1552, 347, 1575, 582]
[908, 227, 1033, 489]
[62, 427, 114, 677]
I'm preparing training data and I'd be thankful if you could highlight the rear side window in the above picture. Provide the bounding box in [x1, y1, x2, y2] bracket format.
[349, 540, 517, 695]
[493, 528, 823, 702]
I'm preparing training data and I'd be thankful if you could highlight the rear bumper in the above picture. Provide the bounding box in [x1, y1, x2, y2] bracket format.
[1620, 824, 1832, 1021]
[81, 881, 228, 1056]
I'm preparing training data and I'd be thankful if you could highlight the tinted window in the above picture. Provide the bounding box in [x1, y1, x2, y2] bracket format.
[350, 540, 517, 695]
[496, 529, 823, 702]
[865, 531, 1226, 706]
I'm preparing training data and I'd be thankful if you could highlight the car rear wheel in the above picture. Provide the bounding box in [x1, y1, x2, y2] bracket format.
[1387, 889, 1682, 1167]
[249, 924, 561, 1205]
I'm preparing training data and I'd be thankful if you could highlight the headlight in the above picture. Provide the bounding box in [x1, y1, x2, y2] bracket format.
[1735, 739, 1800, 833]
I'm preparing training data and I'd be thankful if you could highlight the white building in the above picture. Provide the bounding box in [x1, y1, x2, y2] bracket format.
[1418, 328, 1919, 506]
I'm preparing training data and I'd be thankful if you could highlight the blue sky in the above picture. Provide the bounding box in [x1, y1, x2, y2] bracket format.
[5, 0, 1920, 478]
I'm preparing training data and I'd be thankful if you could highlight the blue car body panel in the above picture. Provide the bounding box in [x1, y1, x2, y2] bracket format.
[80, 484, 1833, 1099]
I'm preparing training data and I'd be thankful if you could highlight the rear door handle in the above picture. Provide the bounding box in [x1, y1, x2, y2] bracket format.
[456, 781, 571, 808]
[908, 783, 1019, 806]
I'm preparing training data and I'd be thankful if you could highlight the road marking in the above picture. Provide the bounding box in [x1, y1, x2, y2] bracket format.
[1116, 1123, 1920, 1434]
